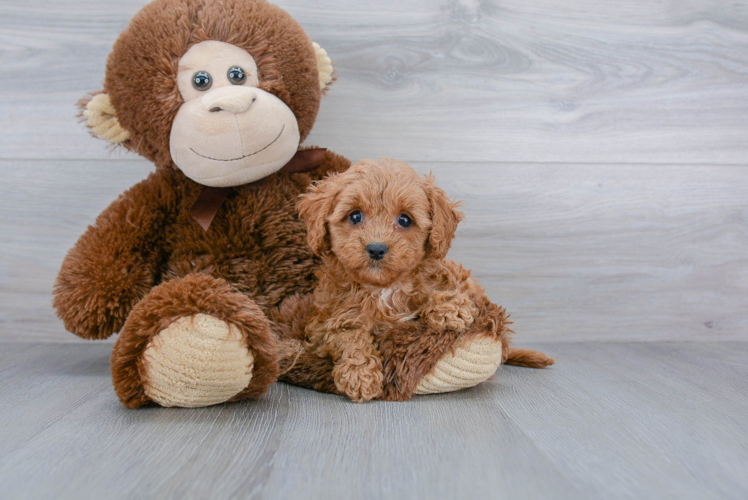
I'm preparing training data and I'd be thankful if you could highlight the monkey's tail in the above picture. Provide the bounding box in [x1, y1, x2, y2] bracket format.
[504, 347, 555, 368]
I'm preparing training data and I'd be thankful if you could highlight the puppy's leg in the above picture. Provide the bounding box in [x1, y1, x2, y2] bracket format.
[328, 329, 385, 403]
[421, 290, 479, 332]
[421, 260, 482, 332]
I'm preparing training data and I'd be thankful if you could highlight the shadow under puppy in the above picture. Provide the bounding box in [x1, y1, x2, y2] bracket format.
[297, 158, 553, 402]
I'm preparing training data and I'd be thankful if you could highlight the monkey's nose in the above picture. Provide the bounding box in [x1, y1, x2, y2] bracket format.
[201, 86, 256, 114]
[366, 243, 388, 261]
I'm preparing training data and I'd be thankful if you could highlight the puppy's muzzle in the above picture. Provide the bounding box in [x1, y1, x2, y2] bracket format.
[366, 243, 388, 261]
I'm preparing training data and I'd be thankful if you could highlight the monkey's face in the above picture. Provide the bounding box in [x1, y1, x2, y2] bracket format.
[88, 0, 332, 175]
[169, 41, 301, 187]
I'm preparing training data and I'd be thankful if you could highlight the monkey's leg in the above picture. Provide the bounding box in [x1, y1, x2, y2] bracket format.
[110, 273, 278, 409]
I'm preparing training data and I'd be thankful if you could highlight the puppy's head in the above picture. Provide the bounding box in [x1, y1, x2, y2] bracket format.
[298, 158, 462, 287]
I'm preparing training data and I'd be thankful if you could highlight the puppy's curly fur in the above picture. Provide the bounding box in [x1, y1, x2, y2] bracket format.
[299, 158, 501, 402]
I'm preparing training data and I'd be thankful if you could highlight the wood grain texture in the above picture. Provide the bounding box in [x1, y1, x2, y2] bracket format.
[1, 0, 748, 163]
[423, 162, 748, 342]
[2, 159, 745, 343]
[2, 2, 747, 498]
[1, 0, 746, 342]
[1, 342, 747, 499]
[0, 159, 154, 342]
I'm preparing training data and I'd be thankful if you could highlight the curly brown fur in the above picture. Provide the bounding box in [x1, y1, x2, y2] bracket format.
[273, 292, 537, 400]
[268, 293, 339, 395]
[504, 347, 555, 368]
[298, 158, 502, 402]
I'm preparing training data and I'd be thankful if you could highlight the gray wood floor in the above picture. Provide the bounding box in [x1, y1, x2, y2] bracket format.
[1, 0, 747, 498]
[1, 341, 747, 500]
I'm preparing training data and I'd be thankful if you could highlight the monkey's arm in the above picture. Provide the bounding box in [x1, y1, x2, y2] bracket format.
[53, 171, 177, 339]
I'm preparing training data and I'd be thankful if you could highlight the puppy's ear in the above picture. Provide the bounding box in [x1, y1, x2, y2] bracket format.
[298, 175, 340, 255]
[424, 176, 463, 260]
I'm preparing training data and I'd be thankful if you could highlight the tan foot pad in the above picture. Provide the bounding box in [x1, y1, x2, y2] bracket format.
[415, 337, 502, 395]
[142, 314, 254, 407]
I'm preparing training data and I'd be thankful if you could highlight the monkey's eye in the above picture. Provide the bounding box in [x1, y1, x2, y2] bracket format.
[398, 214, 413, 228]
[348, 211, 363, 225]
[192, 71, 212, 91]
[227, 66, 247, 85]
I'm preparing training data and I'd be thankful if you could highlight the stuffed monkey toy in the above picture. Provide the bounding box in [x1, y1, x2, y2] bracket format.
[54, 0, 551, 408]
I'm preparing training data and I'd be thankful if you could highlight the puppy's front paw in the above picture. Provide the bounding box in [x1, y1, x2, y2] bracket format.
[427, 295, 478, 332]
[333, 359, 384, 403]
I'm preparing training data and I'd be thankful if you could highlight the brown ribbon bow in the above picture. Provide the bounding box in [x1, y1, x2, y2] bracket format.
[189, 148, 327, 231]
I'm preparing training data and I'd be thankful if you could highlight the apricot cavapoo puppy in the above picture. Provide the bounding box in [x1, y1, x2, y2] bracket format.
[298, 158, 551, 402]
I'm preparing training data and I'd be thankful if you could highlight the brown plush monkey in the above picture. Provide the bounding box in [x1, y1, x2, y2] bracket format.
[54, 0, 551, 409]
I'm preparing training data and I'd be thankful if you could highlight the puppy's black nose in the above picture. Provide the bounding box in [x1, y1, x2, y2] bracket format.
[366, 243, 388, 261]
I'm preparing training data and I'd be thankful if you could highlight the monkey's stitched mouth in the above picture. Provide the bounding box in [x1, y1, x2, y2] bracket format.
[189, 125, 285, 162]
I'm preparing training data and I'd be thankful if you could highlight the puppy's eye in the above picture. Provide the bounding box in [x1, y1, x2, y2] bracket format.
[348, 211, 363, 225]
[397, 214, 413, 228]
[192, 71, 212, 91]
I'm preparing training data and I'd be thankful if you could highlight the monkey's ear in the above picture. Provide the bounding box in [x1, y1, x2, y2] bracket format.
[298, 174, 340, 255]
[424, 176, 463, 260]
[312, 42, 334, 91]
[78, 93, 130, 144]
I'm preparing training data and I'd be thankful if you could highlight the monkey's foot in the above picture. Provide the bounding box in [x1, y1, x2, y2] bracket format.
[415, 336, 502, 395]
[141, 314, 254, 407]
[110, 273, 279, 409]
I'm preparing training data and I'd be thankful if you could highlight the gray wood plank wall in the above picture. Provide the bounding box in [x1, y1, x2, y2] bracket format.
[1, 0, 746, 343]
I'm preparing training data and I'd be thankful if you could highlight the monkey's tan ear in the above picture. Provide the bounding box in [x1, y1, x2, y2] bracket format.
[80, 93, 130, 144]
[312, 42, 334, 91]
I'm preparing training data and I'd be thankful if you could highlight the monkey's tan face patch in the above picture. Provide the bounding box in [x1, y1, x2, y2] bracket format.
[170, 40, 300, 187]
